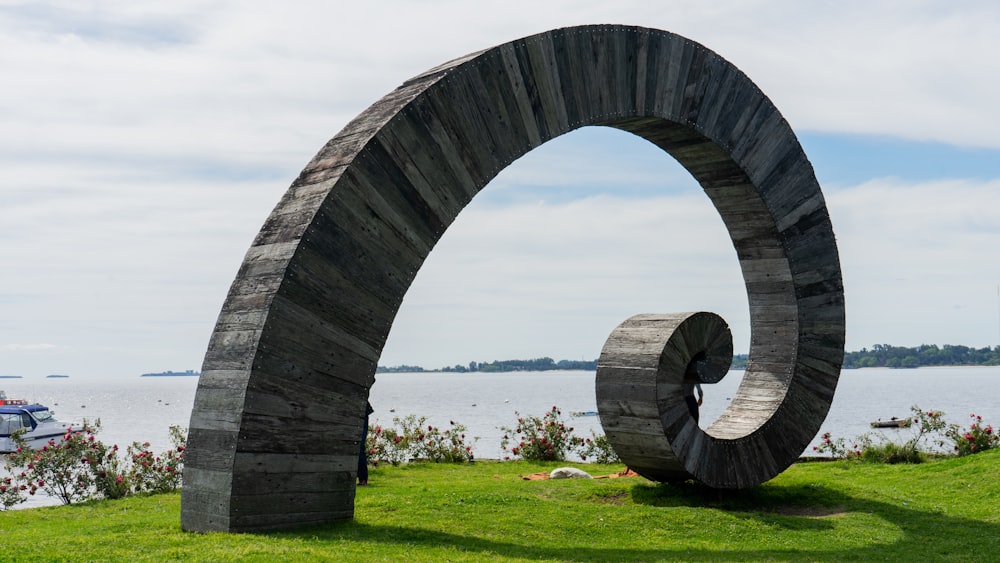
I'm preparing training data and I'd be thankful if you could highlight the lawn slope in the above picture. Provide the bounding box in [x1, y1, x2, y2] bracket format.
[2, 450, 997, 561]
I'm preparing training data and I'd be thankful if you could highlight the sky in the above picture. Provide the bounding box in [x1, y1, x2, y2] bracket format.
[2, 1, 1000, 377]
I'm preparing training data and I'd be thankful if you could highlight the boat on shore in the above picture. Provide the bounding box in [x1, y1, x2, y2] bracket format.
[0, 391, 82, 453]
[870, 417, 912, 429]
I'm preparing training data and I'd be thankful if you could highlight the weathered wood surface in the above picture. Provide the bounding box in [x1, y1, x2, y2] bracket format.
[597, 312, 734, 482]
[182, 24, 845, 532]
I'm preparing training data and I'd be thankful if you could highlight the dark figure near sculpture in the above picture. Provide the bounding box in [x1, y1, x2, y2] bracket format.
[358, 401, 374, 485]
[684, 356, 706, 423]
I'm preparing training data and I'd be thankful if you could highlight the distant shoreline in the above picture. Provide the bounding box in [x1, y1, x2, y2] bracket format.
[140, 370, 200, 377]
[378, 345, 1000, 373]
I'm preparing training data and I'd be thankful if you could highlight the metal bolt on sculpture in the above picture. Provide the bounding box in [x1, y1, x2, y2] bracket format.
[182, 24, 845, 532]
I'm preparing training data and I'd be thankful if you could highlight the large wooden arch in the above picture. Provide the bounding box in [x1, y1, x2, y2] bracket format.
[182, 24, 845, 532]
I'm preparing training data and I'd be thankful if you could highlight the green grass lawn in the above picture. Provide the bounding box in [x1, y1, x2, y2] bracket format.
[2, 450, 998, 561]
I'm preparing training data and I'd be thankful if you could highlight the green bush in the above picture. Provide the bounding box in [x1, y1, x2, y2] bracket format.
[946, 413, 999, 456]
[2, 422, 186, 506]
[366, 422, 411, 466]
[499, 406, 583, 462]
[366, 415, 476, 466]
[1, 475, 25, 511]
[856, 435, 925, 464]
[577, 432, 620, 464]
[4, 422, 103, 504]
[813, 406, 1000, 464]
[127, 425, 186, 494]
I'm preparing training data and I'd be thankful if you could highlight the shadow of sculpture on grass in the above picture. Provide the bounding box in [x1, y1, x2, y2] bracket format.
[292, 482, 997, 561]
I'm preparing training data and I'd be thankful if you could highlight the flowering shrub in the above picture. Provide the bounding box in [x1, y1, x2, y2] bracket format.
[2, 422, 187, 505]
[4, 422, 102, 504]
[408, 419, 475, 463]
[499, 406, 583, 462]
[812, 432, 861, 459]
[910, 407, 949, 453]
[366, 415, 476, 466]
[91, 440, 130, 500]
[813, 406, 971, 464]
[1, 475, 25, 511]
[576, 432, 620, 464]
[127, 425, 186, 494]
[366, 422, 411, 466]
[946, 413, 999, 456]
[859, 406, 949, 463]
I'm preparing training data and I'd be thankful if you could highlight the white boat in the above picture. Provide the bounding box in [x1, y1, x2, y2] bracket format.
[0, 391, 81, 453]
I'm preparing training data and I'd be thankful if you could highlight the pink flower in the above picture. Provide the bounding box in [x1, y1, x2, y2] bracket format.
[116, 476, 123, 483]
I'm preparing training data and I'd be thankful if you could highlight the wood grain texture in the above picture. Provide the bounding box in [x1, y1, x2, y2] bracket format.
[597, 312, 734, 482]
[182, 24, 844, 532]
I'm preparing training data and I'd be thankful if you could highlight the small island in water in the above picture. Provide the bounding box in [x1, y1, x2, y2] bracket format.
[46, 374, 70, 378]
[141, 369, 200, 377]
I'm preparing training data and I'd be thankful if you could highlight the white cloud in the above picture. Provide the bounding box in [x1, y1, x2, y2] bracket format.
[0, 343, 61, 352]
[828, 178, 1000, 351]
[382, 190, 751, 367]
[1, 1, 998, 375]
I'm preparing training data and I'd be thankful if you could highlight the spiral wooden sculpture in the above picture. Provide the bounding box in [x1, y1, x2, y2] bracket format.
[181, 24, 845, 532]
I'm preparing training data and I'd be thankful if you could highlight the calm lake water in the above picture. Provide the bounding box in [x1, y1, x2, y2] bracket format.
[3, 366, 998, 508]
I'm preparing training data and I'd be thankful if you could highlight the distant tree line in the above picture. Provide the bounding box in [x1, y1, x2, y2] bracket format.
[378, 355, 745, 373]
[377, 345, 1000, 373]
[377, 357, 597, 374]
[843, 344, 1000, 368]
[731, 354, 748, 369]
